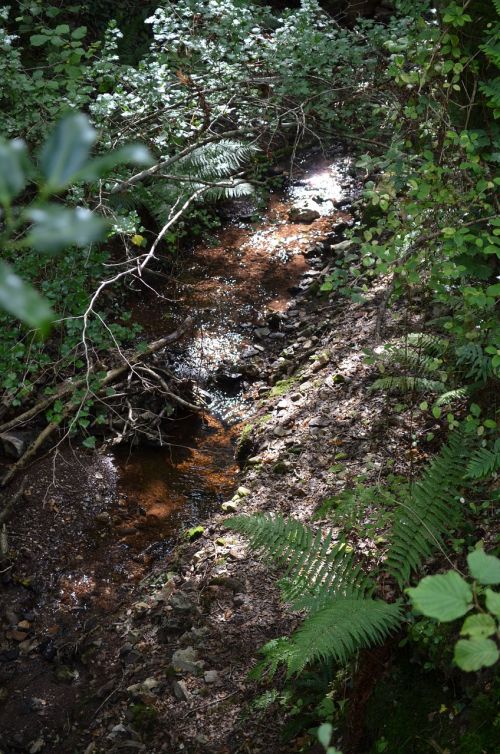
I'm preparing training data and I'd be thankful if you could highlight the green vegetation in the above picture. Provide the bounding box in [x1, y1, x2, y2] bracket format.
[0, 0, 499, 750]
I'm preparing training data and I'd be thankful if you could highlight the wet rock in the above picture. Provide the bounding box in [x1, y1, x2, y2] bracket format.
[171, 646, 203, 674]
[95, 512, 111, 524]
[288, 205, 320, 224]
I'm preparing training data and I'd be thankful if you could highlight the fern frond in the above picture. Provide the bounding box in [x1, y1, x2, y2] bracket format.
[404, 333, 449, 356]
[226, 514, 373, 607]
[435, 386, 470, 406]
[370, 376, 446, 393]
[385, 433, 470, 587]
[377, 347, 442, 375]
[455, 343, 493, 382]
[466, 440, 500, 479]
[259, 598, 403, 675]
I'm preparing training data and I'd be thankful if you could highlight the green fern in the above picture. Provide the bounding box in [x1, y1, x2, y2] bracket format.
[455, 343, 493, 382]
[226, 514, 373, 609]
[434, 386, 470, 406]
[280, 598, 403, 674]
[370, 376, 446, 393]
[385, 433, 470, 587]
[465, 440, 500, 479]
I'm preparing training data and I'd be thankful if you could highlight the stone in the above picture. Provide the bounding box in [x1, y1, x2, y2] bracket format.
[288, 206, 320, 224]
[330, 240, 353, 254]
[172, 680, 190, 701]
[169, 592, 195, 613]
[236, 486, 251, 497]
[309, 416, 330, 428]
[203, 670, 218, 684]
[254, 327, 270, 338]
[95, 512, 111, 524]
[0, 432, 27, 459]
[171, 646, 203, 674]
[221, 501, 238, 513]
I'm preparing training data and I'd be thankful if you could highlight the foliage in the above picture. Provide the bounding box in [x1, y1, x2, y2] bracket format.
[407, 547, 500, 672]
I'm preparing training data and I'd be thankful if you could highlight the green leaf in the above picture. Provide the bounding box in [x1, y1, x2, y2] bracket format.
[54, 24, 70, 34]
[467, 549, 500, 585]
[40, 113, 96, 192]
[72, 26, 87, 40]
[30, 34, 49, 46]
[318, 723, 333, 749]
[407, 571, 473, 621]
[78, 144, 154, 181]
[0, 138, 27, 205]
[25, 206, 107, 253]
[0, 261, 53, 334]
[432, 406, 442, 419]
[454, 638, 499, 672]
[460, 613, 496, 638]
[485, 589, 500, 617]
[82, 436, 96, 449]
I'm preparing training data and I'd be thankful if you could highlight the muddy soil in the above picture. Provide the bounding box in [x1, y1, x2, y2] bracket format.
[0, 148, 358, 753]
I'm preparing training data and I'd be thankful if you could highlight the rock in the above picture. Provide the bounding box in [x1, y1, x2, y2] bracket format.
[236, 486, 251, 497]
[172, 680, 190, 701]
[330, 240, 353, 254]
[119, 642, 134, 657]
[142, 677, 159, 691]
[169, 592, 195, 614]
[0, 431, 28, 459]
[203, 670, 218, 684]
[308, 416, 330, 428]
[273, 427, 288, 437]
[10, 630, 28, 642]
[171, 646, 203, 674]
[288, 206, 320, 224]
[95, 512, 111, 524]
[254, 327, 270, 338]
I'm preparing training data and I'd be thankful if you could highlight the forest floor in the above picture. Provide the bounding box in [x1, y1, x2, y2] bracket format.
[0, 151, 487, 754]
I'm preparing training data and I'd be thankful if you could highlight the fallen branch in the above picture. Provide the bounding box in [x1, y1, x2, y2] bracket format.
[0, 317, 194, 488]
[0, 478, 27, 526]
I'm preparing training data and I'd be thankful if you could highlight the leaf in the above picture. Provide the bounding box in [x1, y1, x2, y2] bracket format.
[0, 138, 27, 204]
[460, 613, 496, 638]
[407, 571, 473, 621]
[25, 206, 107, 253]
[82, 436, 96, 449]
[40, 113, 96, 192]
[77, 144, 154, 181]
[467, 549, 500, 585]
[72, 26, 87, 40]
[0, 262, 53, 334]
[485, 589, 500, 617]
[317, 723, 333, 749]
[454, 638, 499, 672]
[30, 34, 49, 46]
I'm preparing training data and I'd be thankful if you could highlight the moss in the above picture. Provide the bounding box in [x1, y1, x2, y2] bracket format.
[129, 703, 158, 733]
[269, 376, 299, 397]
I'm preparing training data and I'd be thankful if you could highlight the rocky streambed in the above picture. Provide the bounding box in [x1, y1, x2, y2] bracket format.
[0, 147, 373, 753]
